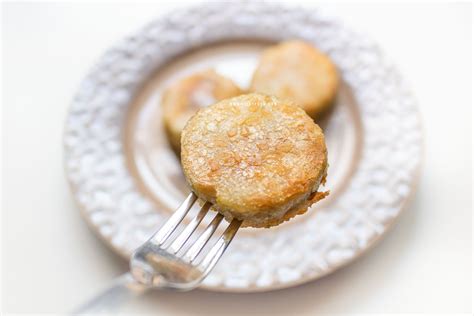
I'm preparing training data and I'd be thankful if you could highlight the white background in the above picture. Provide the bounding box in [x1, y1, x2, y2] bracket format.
[2, 2, 472, 314]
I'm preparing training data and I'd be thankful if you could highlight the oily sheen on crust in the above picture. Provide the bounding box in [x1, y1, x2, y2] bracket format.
[162, 69, 242, 153]
[181, 93, 328, 228]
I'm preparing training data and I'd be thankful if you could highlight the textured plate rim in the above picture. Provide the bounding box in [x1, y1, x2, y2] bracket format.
[63, 2, 424, 293]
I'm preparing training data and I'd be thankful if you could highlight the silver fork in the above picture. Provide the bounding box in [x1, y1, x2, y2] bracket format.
[74, 192, 241, 314]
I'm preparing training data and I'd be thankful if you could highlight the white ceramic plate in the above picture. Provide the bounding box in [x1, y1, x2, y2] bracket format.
[64, 2, 422, 292]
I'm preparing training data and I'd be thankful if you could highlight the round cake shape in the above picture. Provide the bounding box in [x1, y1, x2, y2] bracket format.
[162, 69, 242, 153]
[250, 40, 339, 119]
[181, 93, 328, 228]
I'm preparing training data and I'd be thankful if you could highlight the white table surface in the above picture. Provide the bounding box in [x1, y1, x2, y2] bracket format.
[2, 2, 472, 314]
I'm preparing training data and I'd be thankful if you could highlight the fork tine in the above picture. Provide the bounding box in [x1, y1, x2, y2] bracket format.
[199, 219, 241, 275]
[151, 193, 197, 245]
[168, 202, 211, 253]
[184, 213, 224, 262]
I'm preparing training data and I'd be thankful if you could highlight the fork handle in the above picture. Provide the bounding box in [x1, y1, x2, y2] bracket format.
[72, 273, 148, 314]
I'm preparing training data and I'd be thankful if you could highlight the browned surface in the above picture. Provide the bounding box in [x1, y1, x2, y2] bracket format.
[181, 93, 328, 228]
[162, 69, 242, 153]
[250, 40, 339, 119]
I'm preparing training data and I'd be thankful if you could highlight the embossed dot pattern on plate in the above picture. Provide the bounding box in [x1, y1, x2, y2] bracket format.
[64, 2, 422, 292]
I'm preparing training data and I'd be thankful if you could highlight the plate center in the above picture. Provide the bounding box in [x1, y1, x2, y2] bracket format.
[124, 41, 363, 227]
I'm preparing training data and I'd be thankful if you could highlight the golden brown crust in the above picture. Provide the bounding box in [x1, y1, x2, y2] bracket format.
[250, 40, 339, 119]
[161, 69, 242, 153]
[181, 93, 328, 228]
[257, 190, 330, 227]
